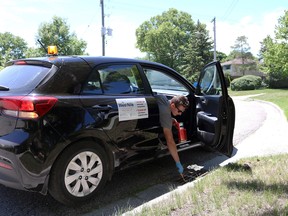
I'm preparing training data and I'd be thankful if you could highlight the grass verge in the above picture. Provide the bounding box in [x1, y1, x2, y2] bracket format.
[130, 155, 288, 215]
[228, 88, 288, 120]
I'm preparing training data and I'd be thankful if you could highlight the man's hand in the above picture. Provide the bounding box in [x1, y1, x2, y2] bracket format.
[176, 161, 184, 174]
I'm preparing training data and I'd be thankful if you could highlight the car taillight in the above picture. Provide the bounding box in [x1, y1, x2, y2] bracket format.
[0, 96, 58, 119]
[0, 162, 12, 170]
[14, 60, 27, 65]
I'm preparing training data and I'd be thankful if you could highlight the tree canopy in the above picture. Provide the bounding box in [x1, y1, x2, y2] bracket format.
[136, 8, 213, 79]
[224, 35, 256, 76]
[228, 35, 253, 62]
[36, 16, 87, 55]
[260, 10, 288, 88]
[181, 21, 213, 79]
[0, 16, 88, 68]
[0, 32, 27, 67]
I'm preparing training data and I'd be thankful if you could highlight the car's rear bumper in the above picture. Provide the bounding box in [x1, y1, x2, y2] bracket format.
[0, 142, 48, 194]
[0, 151, 26, 191]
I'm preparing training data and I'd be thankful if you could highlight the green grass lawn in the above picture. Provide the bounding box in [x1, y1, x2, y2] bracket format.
[229, 88, 288, 120]
[131, 155, 288, 215]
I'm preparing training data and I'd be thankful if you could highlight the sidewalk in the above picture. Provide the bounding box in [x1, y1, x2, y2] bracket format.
[123, 98, 288, 216]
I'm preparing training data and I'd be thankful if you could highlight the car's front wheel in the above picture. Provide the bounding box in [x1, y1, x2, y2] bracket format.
[49, 141, 108, 206]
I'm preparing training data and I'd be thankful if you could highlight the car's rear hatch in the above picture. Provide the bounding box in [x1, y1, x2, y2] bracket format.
[0, 60, 53, 136]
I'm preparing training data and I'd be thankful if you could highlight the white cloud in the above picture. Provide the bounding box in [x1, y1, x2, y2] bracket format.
[212, 8, 285, 56]
[0, 2, 285, 59]
[79, 15, 144, 58]
[105, 19, 144, 58]
[0, 2, 50, 48]
[83, 8, 285, 58]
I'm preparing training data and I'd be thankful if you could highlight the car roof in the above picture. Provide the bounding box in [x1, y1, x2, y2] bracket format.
[9, 55, 172, 71]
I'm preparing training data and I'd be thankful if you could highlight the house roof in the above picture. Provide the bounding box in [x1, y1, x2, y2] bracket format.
[221, 58, 255, 66]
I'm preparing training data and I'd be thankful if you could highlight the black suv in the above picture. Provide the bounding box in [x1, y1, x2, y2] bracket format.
[0, 54, 235, 205]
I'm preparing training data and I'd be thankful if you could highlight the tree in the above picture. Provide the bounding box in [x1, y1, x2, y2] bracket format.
[230, 35, 253, 61]
[259, 35, 273, 60]
[36, 16, 87, 55]
[136, 9, 199, 73]
[0, 32, 27, 67]
[229, 35, 255, 75]
[215, 51, 227, 62]
[260, 10, 288, 88]
[24, 47, 43, 58]
[275, 10, 288, 41]
[181, 21, 213, 80]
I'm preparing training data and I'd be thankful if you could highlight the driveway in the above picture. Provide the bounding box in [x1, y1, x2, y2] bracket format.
[223, 96, 288, 163]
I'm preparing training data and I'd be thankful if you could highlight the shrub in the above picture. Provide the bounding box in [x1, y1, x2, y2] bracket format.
[266, 74, 288, 88]
[231, 75, 262, 91]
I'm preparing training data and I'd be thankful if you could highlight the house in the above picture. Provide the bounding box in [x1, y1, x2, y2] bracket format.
[221, 58, 264, 78]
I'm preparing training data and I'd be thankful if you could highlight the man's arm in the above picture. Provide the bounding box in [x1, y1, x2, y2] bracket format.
[163, 127, 180, 163]
[163, 127, 183, 174]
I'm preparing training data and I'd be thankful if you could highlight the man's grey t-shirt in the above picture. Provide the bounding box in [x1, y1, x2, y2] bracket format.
[155, 94, 172, 129]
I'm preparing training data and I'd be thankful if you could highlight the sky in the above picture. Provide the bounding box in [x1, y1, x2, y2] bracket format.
[0, 0, 287, 58]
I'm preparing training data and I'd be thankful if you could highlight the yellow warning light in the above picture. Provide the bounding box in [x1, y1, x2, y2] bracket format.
[47, 46, 58, 55]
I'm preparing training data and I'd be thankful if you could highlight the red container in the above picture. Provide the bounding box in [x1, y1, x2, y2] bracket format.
[179, 124, 187, 141]
[175, 122, 187, 142]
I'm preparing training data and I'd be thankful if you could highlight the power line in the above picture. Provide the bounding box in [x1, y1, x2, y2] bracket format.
[222, 0, 239, 21]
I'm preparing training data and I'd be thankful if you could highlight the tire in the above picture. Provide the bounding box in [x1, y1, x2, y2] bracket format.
[48, 141, 109, 206]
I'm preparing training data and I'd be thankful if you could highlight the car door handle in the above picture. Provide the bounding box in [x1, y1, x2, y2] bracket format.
[92, 105, 112, 111]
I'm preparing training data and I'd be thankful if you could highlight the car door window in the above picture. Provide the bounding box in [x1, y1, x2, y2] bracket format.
[82, 69, 102, 94]
[143, 68, 188, 95]
[82, 64, 145, 95]
[198, 65, 222, 96]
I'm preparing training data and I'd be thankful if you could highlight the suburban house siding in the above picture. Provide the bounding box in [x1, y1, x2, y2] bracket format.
[221, 58, 264, 78]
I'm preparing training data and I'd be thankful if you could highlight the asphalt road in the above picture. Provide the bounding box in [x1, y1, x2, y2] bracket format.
[0, 97, 270, 216]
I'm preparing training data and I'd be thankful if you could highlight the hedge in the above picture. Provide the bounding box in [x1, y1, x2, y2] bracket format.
[231, 75, 262, 91]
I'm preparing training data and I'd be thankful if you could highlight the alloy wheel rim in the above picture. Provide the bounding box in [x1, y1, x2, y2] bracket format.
[64, 151, 103, 197]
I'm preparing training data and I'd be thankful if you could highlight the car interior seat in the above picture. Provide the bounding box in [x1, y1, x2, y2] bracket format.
[102, 71, 131, 94]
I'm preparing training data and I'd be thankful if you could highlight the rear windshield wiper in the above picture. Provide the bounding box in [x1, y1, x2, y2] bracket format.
[0, 85, 10, 91]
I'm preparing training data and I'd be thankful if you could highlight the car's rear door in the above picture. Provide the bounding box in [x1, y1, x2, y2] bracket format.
[80, 63, 160, 165]
[195, 61, 235, 156]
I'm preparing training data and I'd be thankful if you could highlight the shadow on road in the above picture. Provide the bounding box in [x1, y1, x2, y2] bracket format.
[0, 147, 236, 216]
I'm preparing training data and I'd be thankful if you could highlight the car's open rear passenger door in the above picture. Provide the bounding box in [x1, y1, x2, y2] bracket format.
[195, 61, 235, 157]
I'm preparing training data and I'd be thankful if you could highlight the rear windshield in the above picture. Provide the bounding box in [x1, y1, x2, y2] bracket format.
[0, 65, 50, 90]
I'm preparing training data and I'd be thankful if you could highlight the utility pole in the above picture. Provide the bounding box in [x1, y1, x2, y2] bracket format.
[100, 0, 105, 56]
[211, 17, 216, 61]
[100, 0, 112, 56]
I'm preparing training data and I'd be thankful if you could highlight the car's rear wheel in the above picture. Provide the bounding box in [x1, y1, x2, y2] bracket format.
[49, 141, 108, 206]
